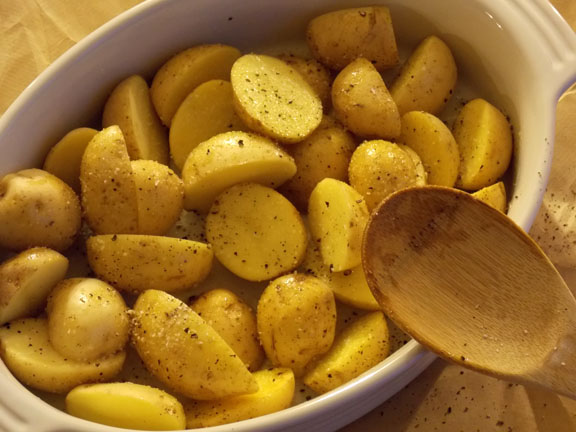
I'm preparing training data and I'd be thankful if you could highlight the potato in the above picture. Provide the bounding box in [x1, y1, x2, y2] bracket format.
[182, 131, 296, 213]
[102, 75, 169, 165]
[206, 183, 307, 282]
[303, 311, 390, 394]
[390, 35, 457, 115]
[66, 382, 185, 431]
[306, 6, 398, 72]
[0, 168, 82, 251]
[80, 126, 139, 234]
[278, 125, 356, 211]
[0, 318, 125, 393]
[43, 127, 98, 193]
[132, 289, 258, 400]
[257, 273, 337, 376]
[400, 111, 460, 187]
[348, 140, 425, 210]
[151, 44, 241, 126]
[0, 248, 68, 325]
[231, 54, 323, 143]
[46, 278, 130, 362]
[452, 98, 513, 190]
[191, 289, 264, 371]
[300, 240, 379, 311]
[131, 160, 183, 235]
[87, 235, 213, 293]
[308, 178, 369, 272]
[472, 181, 507, 213]
[169, 79, 247, 170]
[397, 144, 428, 185]
[277, 54, 332, 108]
[331, 57, 401, 139]
[184, 368, 294, 428]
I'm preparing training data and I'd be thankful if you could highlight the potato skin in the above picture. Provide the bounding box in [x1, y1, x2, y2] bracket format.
[257, 273, 337, 376]
[307, 6, 399, 71]
[0, 168, 82, 251]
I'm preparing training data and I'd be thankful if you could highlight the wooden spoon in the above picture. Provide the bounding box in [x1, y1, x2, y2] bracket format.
[362, 185, 576, 399]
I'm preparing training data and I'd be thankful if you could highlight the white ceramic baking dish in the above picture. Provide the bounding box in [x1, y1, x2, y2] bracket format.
[0, 0, 575, 431]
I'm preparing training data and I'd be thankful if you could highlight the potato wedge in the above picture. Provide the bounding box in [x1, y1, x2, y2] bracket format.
[0, 248, 68, 325]
[278, 125, 356, 211]
[131, 160, 183, 235]
[0, 318, 125, 393]
[80, 126, 139, 234]
[87, 235, 213, 293]
[132, 290, 258, 400]
[206, 183, 307, 282]
[169, 79, 247, 170]
[472, 181, 507, 213]
[390, 35, 457, 115]
[307, 6, 398, 71]
[102, 75, 169, 164]
[231, 54, 323, 143]
[348, 140, 425, 210]
[332, 57, 400, 139]
[191, 289, 264, 371]
[303, 311, 390, 394]
[43, 127, 98, 193]
[453, 98, 513, 190]
[151, 44, 241, 126]
[47, 278, 130, 362]
[185, 368, 294, 428]
[277, 54, 332, 108]
[66, 382, 185, 431]
[0, 168, 82, 251]
[182, 131, 296, 213]
[397, 144, 428, 185]
[400, 111, 460, 187]
[308, 178, 369, 272]
[257, 273, 337, 376]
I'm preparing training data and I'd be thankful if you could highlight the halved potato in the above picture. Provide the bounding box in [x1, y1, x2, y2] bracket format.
[182, 131, 296, 213]
[231, 54, 323, 143]
[471, 181, 507, 213]
[277, 54, 332, 108]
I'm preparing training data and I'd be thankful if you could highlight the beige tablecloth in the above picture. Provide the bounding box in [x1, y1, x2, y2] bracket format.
[2, 1, 576, 431]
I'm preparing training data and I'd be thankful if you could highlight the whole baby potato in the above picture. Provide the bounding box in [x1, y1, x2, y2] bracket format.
[257, 273, 337, 376]
[47, 278, 130, 362]
[0, 168, 81, 252]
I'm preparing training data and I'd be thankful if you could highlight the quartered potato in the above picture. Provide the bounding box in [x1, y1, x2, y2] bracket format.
[46, 278, 130, 362]
[348, 140, 426, 210]
[43, 127, 98, 193]
[332, 57, 401, 140]
[206, 183, 307, 282]
[80, 126, 139, 235]
[151, 44, 242, 126]
[231, 54, 323, 143]
[257, 273, 337, 376]
[307, 6, 399, 72]
[86, 235, 213, 293]
[131, 160, 183, 235]
[131, 290, 258, 400]
[0, 168, 82, 252]
[390, 35, 457, 115]
[66, 382, 186, 431]
[190, 289, 264, 371]
[184, 368, 295, 428]
[400, 111, 460, 187]
[277, 54, 332, 108]
[472, 181, 507, 213]
[308, 178, 369, 272]
[0, 318, 125, 393]
[169, 79, 247, 170]
[303, 311, 390, 394]
[0, 247, 68, 325]
[182, 131, 296, 213]
[102, 75, 169, 165]
[279, 125, 356, 211]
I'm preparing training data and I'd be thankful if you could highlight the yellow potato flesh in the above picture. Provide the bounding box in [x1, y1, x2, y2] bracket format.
[472, 181, 507, 213]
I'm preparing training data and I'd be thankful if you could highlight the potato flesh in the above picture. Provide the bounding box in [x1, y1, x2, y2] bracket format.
[131, 289, 258, 400]
[472, 181, 507, 213]
[277, 54, 332, 108]
[66, 382, 186, 431]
